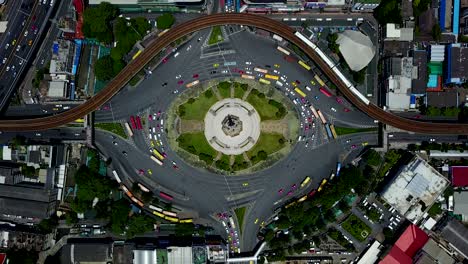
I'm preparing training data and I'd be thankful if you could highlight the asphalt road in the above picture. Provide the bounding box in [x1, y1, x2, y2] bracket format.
[90, 25, 378, 252]
[0, 126, 86, 143]
[0, 0, 55, 111]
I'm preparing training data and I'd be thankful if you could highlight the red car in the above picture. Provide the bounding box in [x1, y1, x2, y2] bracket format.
[31, 25, 37, 31]
[138, 169, 145, 175]
[238, 70, 244, 74]
[413, 115, 422, 119]
[344, 108, 350, 112]
[291, 184, 297, 190]
[177, 80, 184, 85]
[287, 191, 293, 196]
[278, 189, 284, 194]
[295, 80, 301, 84]
[162, 58, 168, 63]
[351, 144, 357, 149]
[336, 97, 343, 104]
[148, 115, 153, 120]
[308, 189, 317, 197]
[193, 74, 199, 78]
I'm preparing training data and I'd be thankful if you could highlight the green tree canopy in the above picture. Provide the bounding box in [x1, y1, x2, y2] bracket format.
[83, 2, 119, 43]
[126, 215, 155, 238]
[94, 55, 116, 81]
[156, 13, 175, 30]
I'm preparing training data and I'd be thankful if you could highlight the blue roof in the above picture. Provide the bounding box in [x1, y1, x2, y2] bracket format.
[427, 74, 438, 87]
[453, 0, 460, 35]
[439, 0, 446, 30]
[53, 43, 59, 54]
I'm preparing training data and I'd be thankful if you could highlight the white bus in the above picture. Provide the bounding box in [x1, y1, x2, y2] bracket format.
[151, 155, 163, 166]
[254, 67, 268, 74]
[124, 122, 133, 137]
[277, 46, 290, 56]
[112, 170, 122, 184]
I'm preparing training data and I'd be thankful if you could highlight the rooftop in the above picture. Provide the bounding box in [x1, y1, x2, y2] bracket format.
[447, 43, 468, 84]
[337, 30, 376, 71]
[420, 238, 455, 264]
[441, 220, 468, 258]
[0, 184, 57, 219]
[454, 192, 468, 220]
[426, 90, 459, 108]
[381, 155, 449, 223]
[411, 50, 428, 94]
[451, 166, 468, 187]
[381, 225, 429, 264]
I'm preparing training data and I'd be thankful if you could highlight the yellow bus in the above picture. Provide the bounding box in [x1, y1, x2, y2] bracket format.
[180, 218, 193, 223]
[164, 216, 179, 223]
[153, 211, 165, 218]
[300, 176, 311, 188]
[314, 74, 325, 87]
[152, 149, 165, 161]
[285, 201, 297, 209]
[298, 60, 311, 71]
[132, 50, 142, 60]
[294, 88, 306, 98]
[330, 124, 338, 139]
[259, 78, 271, 85]
[318, 179, 328, 192]
[297, 195, 308, 202]
[264, 74, 279, 80]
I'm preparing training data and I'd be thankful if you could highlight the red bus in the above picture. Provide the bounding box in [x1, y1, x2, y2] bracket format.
[319, 87, 332, 97]
[308, 189, 317, 197]
[160, 191, 173, 201]
[130, 116, 136, 130]
[136, 116, 143, 130]
[284, 55, 295, 62]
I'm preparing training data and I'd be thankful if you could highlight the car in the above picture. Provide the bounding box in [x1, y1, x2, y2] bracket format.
[287, 191, 293, 196]
[291, 184, 297, 190]
[242, 182, 249, 187]
[331, 107, 337, 112]
[295, 80, 301, 84]
[346, 139, 351, 143]
[278, 188, 284, 194]
[222, 70, 228, 74]
[336, 97, 343, 104]
[13, 71, 17, 78]
[31, 24, 37, 30]
[193, 74, 199, 78]
[147, 169, 152, 175]
[210, 70, 217, 74]
[5, 43, 9, 50]
[274, 64, 280, 68]
[173, 52, 180, 58]
[162, 58, 168, 63]
[254, 218, 259, 224]
[265, 65, 271, 68]
[138, 169, 145, 175]
[32, 15, 36, 21]
[113, 141, 118, 145]
[186, 45, 192, 51]
[24, 31, 28, 37]
[1, 58, 6, 64]
[16, 45, 21, 52]
[35, 133, 41, 136]
[12, 39, 16, 45]
[28, 40, 33, 46]
[413, 115, 422, 119]
[173, 165, 179, 170]
[175, 74, 182, 79]
[362, 142, 368, 146]
[305, 86, 311, 91]
[34, 28, 38, 35]
[344, 108, 350, 112]
[245, 61, 252, 65]
[429, 138, 436, 142]
[177, 80, 184, 85]
[213, 63, 219, 67]
[122, 151, 128, 156]
[314, 95, 319, 100]
[310, 80, 316, 85]
[22, 20, 26, 26]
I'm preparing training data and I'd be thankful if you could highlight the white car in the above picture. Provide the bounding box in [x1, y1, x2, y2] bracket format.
[16, 45, 21, 52]
[186, 45, 192, 51]
[2, 58, 6, 64]
[331, 107, 337, 112]
[5, 43, 9, 50]
[429, 138, 436, 142]
[305, 86, 311, 91]
[173, 52, 180, 58]
[245, 61, 252, 65]
[24, 31, 28, 37]
[6, 66, 10, 72]
[175, 74, 182, 79]
[222, 70, 228, 74]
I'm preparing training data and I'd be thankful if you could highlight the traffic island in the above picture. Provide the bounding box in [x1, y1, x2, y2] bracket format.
[166, 79, 299, 174]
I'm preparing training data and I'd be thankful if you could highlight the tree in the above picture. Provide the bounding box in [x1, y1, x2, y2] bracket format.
[374, 0, 402, 25]
[175, 223, 195, 236]
[352, 68, 366, 84]
[38, 217, 58, 233]
[126, 215, 154, 238]
[94, 55, 116, 81]
[156, 13, 175, 30]
[10, 135, 26, 147]
[110, 199, 130, 235]
[6, 248, 38, 264]
[83, 2, 118, 43]
[257, 150, 268, 160]
[363, 149, 381, 166]
[21, 164, 37, 177]
[432, 24, 442, 42]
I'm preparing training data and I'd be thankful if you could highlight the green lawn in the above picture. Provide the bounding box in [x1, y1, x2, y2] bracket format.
[341, 214, 372, 242]
[334, 126, 378, 136]
[218, 81, 231, 98]
[95, 122, 128, 139]
[178, 89, 218, 120]
[233, 83, 245, 99]
[177, 132, 216, 157]
[246, 91, 283, 120]
[235, 207, 246, 233]
[247, 133, 285, 160]
[208, 26, 224, 45]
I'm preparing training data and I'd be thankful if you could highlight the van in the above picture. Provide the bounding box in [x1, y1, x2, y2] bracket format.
[173, 52, 179, 58]
[276, 81, 283, 87]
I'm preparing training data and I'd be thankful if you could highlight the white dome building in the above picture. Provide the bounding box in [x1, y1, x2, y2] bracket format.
[336, 30, 376, 72]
